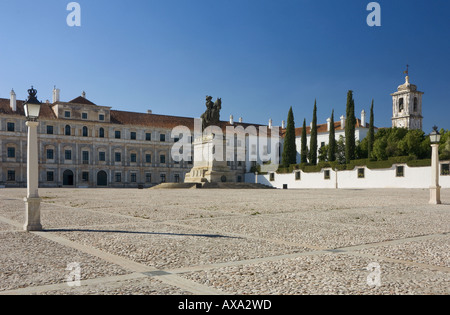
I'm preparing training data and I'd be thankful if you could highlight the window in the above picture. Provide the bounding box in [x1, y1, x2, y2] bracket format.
[358, 168, 365, 178]
[115, 173, 122, 182]
[7, 122, 15, 132]
[414, 97, 418, 112]
[82, 172, 89, 182]
[82, 151, 89, 164]
[146, 154, 152, 163]
[7, 170, 15, 181]
[7, 147, 15, 158]
[115, 152, 121, 162]
[65, 150, 72, 160]
[47, 125, 54, 135]
[160, 154, 166, 164]
[47, 172, 54, 182]
[82, 113, 88, 120]
[174, 174, 180, 183]
[99, 152, 106, 162]
[131, 173, 137, 183]
[99, 128, 105, 138]
[396, 166, 404, 177]
[295, 171, 301, 181]
[47, 149, 54, 160]
[160, 134, 166, 142]
[324, 170, 331, 180]
[145, 173, 152, 183]
[130, 153, 137, 163]
[160, 174, 166, 183]
[399, 98, 404, 112]
[441, 164, 449, 176]
[82, 126, 88, 137]
[146, 133, 151, 141]
[269, 173, 275, 182]
[321, 142, 325, 148]
[65, 125, 71, 136]
[64, 111, 71, 118]
[115, 131, 121, 139]
[99, 114, 105, 121]
[131, 132, 137, 140]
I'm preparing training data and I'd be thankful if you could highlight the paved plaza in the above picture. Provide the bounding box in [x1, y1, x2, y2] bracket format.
[0, 188, 449, 295]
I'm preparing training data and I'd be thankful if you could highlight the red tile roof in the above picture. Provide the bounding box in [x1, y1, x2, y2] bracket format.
[0, 98, 57, 120]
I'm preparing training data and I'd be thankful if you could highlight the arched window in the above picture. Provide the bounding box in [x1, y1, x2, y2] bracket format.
[65, 125, 71, 136]
[82, 126, 88, 137]
[414, 97, 418, 112]
[99, 127, 105, 138]
[399, 98, 404, 112]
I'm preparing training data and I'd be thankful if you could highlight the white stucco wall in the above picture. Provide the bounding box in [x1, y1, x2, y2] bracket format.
[246, 162, 450, 189]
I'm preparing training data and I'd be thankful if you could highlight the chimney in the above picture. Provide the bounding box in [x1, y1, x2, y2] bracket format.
[52, 86, 60, 103]
[81, 91, 86, 98]
[327, 118, 331, 131]
[10, 89, 16, 111]
[239, 117, 243, 123]
[281, 120, 285, 129]
[147, 110, 153, 114]
[268, 119, 272, 129]
[361, 110, 366, 127]
[230, 115, 234, 125]
[340, 115, 346, 129]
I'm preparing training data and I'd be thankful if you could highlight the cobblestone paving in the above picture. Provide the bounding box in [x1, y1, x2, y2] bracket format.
[0, 188, 448, 295]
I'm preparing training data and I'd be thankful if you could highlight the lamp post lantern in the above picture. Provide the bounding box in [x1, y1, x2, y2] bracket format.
[429, 126, 441, 205]
[23, 86, 43, 231]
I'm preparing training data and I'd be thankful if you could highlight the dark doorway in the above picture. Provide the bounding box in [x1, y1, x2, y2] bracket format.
[63, 170, 74, 186]
[97, 171, 108, 187]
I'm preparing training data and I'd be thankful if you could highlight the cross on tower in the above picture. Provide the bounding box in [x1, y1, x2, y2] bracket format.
[404, 64, 409, 76]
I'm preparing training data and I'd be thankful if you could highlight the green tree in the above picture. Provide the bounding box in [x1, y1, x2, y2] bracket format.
[336, 136, 346, 164]
[345, 90, 356, 163]
[281, 107, 297, 168]
[300, 119, 308, 164]
[367, 100, 375, 160]
[439, 129, 450, 160]
[309, 100, 318, 165]
[328, 110, 336, 162]
[319, 144, 329, 162]
[398, 129, 429, 159]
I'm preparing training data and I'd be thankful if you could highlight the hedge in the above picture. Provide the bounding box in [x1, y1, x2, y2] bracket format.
[274, 157, 433, 174]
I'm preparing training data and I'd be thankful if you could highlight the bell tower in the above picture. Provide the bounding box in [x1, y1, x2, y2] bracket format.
[391, 66, 424, 130]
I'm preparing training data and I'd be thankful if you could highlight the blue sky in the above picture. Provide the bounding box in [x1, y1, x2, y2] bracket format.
[1, 0, 449, 133]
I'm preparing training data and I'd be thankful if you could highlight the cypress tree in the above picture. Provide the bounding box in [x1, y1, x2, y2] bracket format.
[367, 100, 375, 160]
[328, 109, 336, 162]
[345, 91, 356, 162]
[309, 100, 318, 165]
[300, 119, 308, 164]
[281, 107, 297, 168]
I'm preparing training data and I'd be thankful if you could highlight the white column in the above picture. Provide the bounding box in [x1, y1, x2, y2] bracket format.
[24, 121, 42, 231]
[429, 144, 441, 204]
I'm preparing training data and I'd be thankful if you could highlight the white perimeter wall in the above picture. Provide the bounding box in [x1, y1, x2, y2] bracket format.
[246, 162, 450, 189]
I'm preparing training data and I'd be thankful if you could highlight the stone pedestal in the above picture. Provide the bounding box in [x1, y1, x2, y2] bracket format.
[24, 197, 42, 231]
[185, 134, 237, 184]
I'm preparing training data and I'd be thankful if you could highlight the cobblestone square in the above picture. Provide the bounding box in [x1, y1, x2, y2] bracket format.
[0, 188, 449, 295]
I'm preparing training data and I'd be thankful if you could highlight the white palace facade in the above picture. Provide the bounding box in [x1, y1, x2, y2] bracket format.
[0, 75, 425, 188]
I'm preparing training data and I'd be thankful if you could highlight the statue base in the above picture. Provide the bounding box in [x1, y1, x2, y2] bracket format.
[184, 134, 237, 184]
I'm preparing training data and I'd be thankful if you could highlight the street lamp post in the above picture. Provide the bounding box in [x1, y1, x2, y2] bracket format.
[23, 86, 43, 231]
[429, 126, 441, 205]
